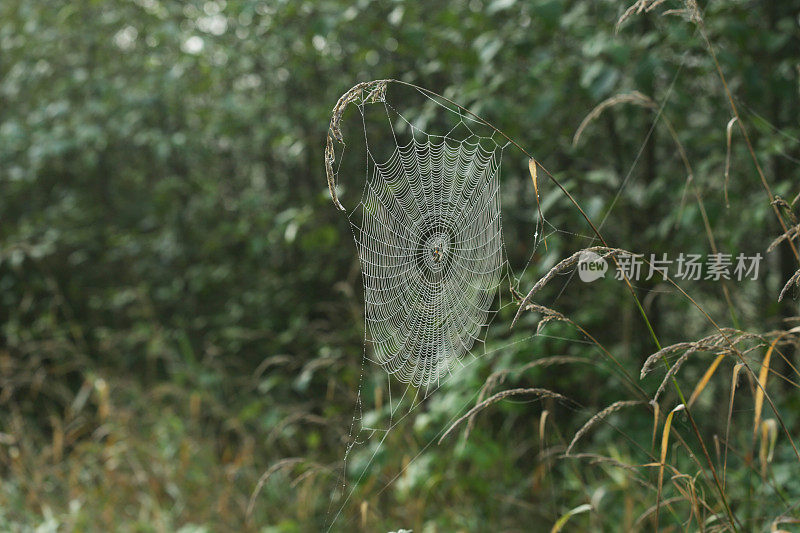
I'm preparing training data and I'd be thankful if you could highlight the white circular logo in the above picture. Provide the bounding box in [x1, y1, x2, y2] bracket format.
[577, 251, 608, 282]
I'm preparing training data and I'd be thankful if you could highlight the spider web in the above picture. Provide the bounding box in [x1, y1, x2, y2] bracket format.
[323, 83, 556, 529]
[357, 132, 504, 388]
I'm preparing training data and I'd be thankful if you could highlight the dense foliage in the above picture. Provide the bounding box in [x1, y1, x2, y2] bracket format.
[1, 0, 799, 530]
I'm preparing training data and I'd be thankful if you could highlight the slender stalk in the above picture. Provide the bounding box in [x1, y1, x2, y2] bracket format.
[693, 19, 800, 264]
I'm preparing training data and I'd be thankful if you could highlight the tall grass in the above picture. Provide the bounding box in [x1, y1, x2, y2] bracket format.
[308, 2, 800, 530]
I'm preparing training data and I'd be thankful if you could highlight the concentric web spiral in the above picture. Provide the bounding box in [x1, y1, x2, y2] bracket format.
[323, 81, 513, 390]
[356, 137, 504, 387]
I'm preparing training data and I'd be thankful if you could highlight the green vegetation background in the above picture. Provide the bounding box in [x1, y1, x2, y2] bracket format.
[1, 0, 799, 531]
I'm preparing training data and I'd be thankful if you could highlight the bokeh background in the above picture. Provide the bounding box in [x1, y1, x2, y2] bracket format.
[1, 0, 799, 531]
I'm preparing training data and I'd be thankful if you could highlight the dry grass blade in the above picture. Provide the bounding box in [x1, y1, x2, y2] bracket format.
[529, 159, 547, 250]
[573, 91, 655, 146]
[759, 419, 777, 478]
[651, 400, 660, 451]
[723, 363, 744, 488]
[566, 401, 643, 455]
[539, 410, 549, 448]
[754, 339, 777, 436]
[724, 117, 737, 207]
[325, 80, 389, 210]
[529, 158, 538, 196]
[656, 404, 685, 531]
[778, 269, 800, 302]
[439, 388, 570, 444]
[687, 353, 727, 408]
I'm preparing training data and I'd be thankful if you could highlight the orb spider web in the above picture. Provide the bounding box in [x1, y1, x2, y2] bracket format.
[327, 80, 511, 391]
[323, 80, 554, 530]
